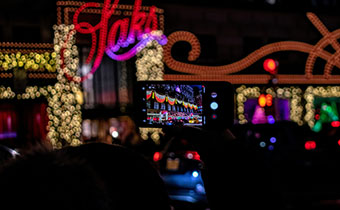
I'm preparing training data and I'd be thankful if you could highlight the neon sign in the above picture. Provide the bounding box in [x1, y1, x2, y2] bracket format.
[67, 0, 167, 81]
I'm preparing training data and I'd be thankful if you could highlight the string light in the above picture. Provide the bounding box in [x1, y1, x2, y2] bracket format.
[0, 52, 56, 72]
[136, 34, 164, 81]
[52, 24, 82, 148]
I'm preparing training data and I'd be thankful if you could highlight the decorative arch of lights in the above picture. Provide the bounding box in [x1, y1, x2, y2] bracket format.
[162, 13, 340, 128]
[163, 13, 340, 84]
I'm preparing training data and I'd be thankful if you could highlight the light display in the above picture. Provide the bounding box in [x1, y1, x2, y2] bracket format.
[304, 86, 340, 131]
[236, 86, 303, 125]
[51, 24, 82, 148]
[163, 13, 340, 84]
[312, 102, 339, 132]
[57, 0, 166, 144]
[0, 52, 56, 72]
[70, 0, 167, 82]
[0, 31, 82, 149]
[136, 34, 165, 81]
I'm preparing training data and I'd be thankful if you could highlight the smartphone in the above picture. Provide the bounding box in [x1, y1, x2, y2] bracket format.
[134, 81, 234, 131]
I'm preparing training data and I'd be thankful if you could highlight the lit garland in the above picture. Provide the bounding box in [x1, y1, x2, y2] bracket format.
[136, 31, 165, 142]
[304, 86, 340, 129]
[136, 31, 164, 81]
[236, 86, 303, 125]
[154, 91, 166, 103]
[167, 96, 175, 106]
[0, 52, 56, 72]
[147, 90, 197, 109]
[50, 24, 82, 149]
[0, 86, 51, 100]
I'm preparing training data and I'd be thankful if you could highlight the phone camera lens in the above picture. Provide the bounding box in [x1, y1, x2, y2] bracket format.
[211, 92, 218, 98]
[210, 102, 218, 110]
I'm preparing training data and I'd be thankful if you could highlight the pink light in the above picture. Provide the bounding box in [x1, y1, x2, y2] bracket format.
[105, 33, 167, 61]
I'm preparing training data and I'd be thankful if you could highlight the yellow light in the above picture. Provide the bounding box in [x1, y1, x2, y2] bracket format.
[258, 94, 267, 107]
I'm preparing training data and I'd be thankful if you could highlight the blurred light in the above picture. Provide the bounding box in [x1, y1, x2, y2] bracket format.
[195, 184, 206, 194]
[186, 151, 200, 160]
[338, 139, 340, 146]
[270, 137, 277, 143]
[331, 121, 340, 127]
[260, 141, 266, 148]
[258, 94, 266, 107]
[305, 141, 316, 150]
[0, 132, 17, 139]
[266, 0, 276, 5]
[211, 114, 217, 119]
[268, 145, 274, 151]
[312, 121, 322, 132]
[210, 102, 218, 110]
[266, 94, 273, 106]
[192, 171, 199, 178]
[111, 131, 119, 138]
[315, 114, 320, 120]
[175, 86, 181, 93]
[153, 152, 162, 162]
[267, 115, 275, 124]
[211, 92, 217, 98]
[263, 58, 278, 74]
[271, 78, 278, 84]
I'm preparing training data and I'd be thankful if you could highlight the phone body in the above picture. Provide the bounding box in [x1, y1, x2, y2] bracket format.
[134, 81, 234, 131]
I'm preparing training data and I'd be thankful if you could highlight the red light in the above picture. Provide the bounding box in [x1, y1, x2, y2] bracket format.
[338, 139, 340, 146]
[266, 94, 273, 107]
[258, 94, 266, 107]
[185, 151, 201, 161]
[305, 141, 316, 150]
[331, 121, 340, 127]
[153, 152, 162, 162]
[263, 58, 278, 74]
[315, 114, 320, 120]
